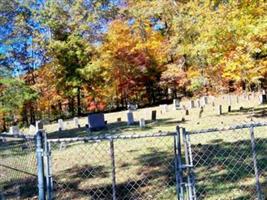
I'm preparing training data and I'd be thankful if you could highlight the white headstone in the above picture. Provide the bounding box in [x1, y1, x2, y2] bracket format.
[74, 117, 80, 128]
[9, 126, 19, 135]
[139, 118, 145, 128]
[162, 104, 168, 113]
[127, 111, 134, 125]
[58, 119, 64, 131]
[200, 97, 206, 106]
[210, 96, 215, 106]
[236, 96, 239, 104]
[227, 95, 232, 105]
[189, 100, 195, 109]
[196, 99, 201, 108]
[159, 104, 168, 113]
[173, 99, 180, 110]
[59, 142, 67, 151]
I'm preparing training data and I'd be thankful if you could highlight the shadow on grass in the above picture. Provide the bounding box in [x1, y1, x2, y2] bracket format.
[1, 176, 37, 199]
[220, 105, 267, 119]
[52, 147, 176, 200]
[191, 138, 267, 199]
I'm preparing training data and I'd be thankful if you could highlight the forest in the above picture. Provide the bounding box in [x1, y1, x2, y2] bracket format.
[0, 0, 267, 130]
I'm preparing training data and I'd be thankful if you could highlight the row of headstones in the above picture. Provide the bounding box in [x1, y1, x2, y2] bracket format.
[160, 92, 267, 114]
[8, 120, 44, 135]
[126, 110, 157, 128]
[159, 96, 209, 113]
[56, 110, 158, 132]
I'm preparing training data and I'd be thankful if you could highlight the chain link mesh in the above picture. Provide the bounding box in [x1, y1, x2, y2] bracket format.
[188, 127, 266, 200]
[0, 136, 37, 199]
[49, 135, 177, 200]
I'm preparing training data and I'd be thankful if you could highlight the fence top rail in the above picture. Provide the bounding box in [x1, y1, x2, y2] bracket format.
[47, 131, 176, 143]
[187, 122, 267, 135]
[0, 133, 35, 140]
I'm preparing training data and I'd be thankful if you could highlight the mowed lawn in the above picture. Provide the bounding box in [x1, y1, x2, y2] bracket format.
[1, 95, 267, 199]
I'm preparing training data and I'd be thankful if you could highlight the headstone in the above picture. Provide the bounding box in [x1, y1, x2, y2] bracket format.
[29, 125, 36, 134]
[185, 109, 189, 116]
[88, 113, 106, 131]
[227, 95, 232, 105]
[210, 96, 215, 107]
[217, 105, 222, 115]
[36, 120, 43, 131]
[199, 107, 204, 118]
[117, 117, 121, 122]
[9, 126, 19, 135]
[204, 96, 208, 104]
[173, 99, 180, 110]
[127, 111, 135, 125]
[139, 118, 145, 128]
[161, 104, 168, 113]
[151, 110, 157, 121]
[74, 117, 80, 128]
[236, 96, 239, 104]
[196, 99, 201, 108]
[59, 142, 67, 151]
[58, 119, 64, 131]
[259, 94, 267, 104]
[189, 100, 195, 109]
[200, 97, 206, 107]
[159, 104, 168, 114]
[228, 105, 231, 112]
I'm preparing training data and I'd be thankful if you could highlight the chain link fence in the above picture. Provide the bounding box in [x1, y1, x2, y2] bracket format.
[0, 122, 266, 200]
[0, 134, 38, 199]
[185, 124, 267, 200]
[48, 133, 177, 200]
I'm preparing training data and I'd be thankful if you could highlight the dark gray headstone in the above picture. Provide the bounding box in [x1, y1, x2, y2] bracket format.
[259, 94, 267, 104]
[151, 110, 157, 121]
[127, 111, 134, 125]
[217, 105, 222, 115]
[88, 113, 106, 131]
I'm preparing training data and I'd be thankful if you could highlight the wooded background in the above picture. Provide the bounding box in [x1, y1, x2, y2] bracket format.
[0, 0, 266, 130]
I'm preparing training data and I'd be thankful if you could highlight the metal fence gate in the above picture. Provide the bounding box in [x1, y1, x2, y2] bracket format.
[179, 123, 267, 200]
[0, 122, 267, 200]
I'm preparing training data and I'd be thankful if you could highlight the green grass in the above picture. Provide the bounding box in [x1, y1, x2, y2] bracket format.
[1, 95, 267, 199]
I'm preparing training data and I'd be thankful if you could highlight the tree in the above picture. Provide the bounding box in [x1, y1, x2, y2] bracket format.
[0, 77, 37, 130]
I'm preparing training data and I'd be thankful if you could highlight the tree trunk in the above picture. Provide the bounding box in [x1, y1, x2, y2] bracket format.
[77, 87, 81, 116]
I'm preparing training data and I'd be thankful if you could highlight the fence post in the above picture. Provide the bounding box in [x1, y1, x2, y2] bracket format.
[44, 133, 53, 200]
[36, 131, 45, 200]
[249, 126, 263, 200]
[174, 126, 184, 200]
[110, 139, 117, 200]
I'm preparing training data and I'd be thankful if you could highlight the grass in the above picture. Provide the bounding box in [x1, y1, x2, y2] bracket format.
[1, 94, 267, 199]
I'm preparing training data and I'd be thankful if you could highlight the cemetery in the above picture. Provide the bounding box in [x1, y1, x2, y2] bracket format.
[1, 0, 267, 199]
[1, 92, 267, 199]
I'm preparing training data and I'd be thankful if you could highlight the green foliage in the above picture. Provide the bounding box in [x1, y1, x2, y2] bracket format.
[0, 78, 38, 114]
